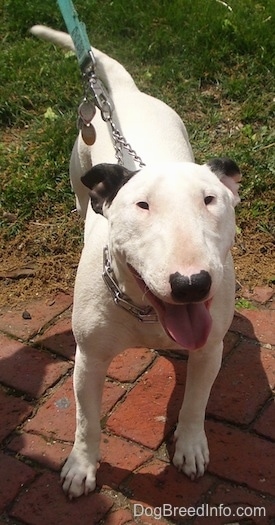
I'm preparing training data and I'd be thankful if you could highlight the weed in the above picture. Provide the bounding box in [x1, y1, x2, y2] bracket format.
[235, 298, 256, 310]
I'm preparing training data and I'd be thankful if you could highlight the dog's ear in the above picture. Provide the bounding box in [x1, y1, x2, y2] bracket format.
[81, 163, 136, 214]
[206, 157, 242, 206]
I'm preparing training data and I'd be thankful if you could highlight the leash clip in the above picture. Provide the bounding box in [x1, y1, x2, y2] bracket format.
[57, 0, 95, 74]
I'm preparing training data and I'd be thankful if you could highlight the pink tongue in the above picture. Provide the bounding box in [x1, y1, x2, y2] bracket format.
[161, 302, 212, 350]
[128, 265, 212, 351]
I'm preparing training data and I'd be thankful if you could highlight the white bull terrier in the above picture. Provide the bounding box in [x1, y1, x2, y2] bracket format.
[31, 25, 241, 499]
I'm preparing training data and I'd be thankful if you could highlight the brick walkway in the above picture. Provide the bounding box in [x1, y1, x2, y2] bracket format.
[0, 288, 274, 525]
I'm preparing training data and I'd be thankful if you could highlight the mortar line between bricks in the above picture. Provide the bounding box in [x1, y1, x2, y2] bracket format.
[205, 413, 260, 433]
[260, 342, 275, 351]
[0, 328, 29, 345]
[100, 427, 156, 454]
[207, 417, 275, 443]
[0, 301, 73, 344]
[26, 306, 73, 342]
[246, 396, 275, 441]
[4, 470, 42, 520]
[0, 381, 37, 405]
[27, 338, 75, 365]
[219, 334, 242, 366]
[205, 468, 275, 501]
[30, 367, 74, 406]
[2, 331, 75, 367]
[230, 329, 274, 349]
[1, 357, 73, 406]
[102, 354, 161, 424]
[4, 443, 69, 478]
[100, 385, 132, 429]
[3, 428, 75, 465]
[1, 510, 32, 525]
[0, 369, 75, 444]
[182, 471, 275, 525]
[106, 349, 158, 384]
[0, 305, 71, 345]
[98, 487, 136, 524]
[156, 348, 189, 361]
[117, 469, 219, 525]
[206, 407, 275, 448]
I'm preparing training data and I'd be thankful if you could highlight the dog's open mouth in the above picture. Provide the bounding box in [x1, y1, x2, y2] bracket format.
[128, 265, 212, 351]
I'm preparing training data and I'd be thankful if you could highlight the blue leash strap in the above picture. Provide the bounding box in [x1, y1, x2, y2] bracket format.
[57, 0, 95, 74]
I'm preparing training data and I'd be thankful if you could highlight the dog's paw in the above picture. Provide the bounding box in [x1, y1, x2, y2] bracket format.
[172, 427, 209, 480]
[61, 451, 98, 499]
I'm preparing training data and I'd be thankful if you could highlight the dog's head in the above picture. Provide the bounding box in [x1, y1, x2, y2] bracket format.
[82, 159, 241, 350]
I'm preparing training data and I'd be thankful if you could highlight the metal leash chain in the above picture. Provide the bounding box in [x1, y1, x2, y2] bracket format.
[78, 68, 145, 168]
[109, 121, 146, 168]
[57, 0, 154, 322]
[57, 0, 145, 167]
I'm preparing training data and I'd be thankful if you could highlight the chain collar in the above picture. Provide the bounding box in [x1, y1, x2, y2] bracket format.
[102, 246, 158, 323]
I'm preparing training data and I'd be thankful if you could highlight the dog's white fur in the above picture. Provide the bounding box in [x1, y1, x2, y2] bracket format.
[31, 25, 241, 499]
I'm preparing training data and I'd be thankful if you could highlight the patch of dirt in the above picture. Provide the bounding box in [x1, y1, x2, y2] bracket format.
[0, 213, 83, 309]
[0, 213, 274, 309]
[233, 225, 274, 295]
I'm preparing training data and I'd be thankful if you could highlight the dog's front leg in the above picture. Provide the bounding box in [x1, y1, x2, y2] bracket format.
[173, 342, 223, 479]
[61, 345, 110, 498]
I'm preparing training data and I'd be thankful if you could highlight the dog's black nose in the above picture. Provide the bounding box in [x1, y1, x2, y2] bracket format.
[169, 271, 211, 302]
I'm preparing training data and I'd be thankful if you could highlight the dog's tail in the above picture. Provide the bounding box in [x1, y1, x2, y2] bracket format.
[30, 25, 136, 93]
[30, 25, 74, 51]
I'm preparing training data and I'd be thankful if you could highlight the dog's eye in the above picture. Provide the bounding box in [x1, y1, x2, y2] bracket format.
[204, 195, 215, 205]
[136, 201, 149, 210]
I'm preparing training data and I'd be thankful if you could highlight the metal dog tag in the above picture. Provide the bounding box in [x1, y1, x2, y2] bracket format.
[78, 99, 96, 125]
[81, 122, 96, 145]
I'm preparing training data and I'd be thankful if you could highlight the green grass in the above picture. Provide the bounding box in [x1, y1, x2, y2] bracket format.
[1, 0, 274, 237]
[235, 298, 256, 310]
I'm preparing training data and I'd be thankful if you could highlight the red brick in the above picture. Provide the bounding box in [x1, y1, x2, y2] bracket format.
[25, 376, 126, 442]
[208, 342, 275, 425]
[9, 433, 71, 471]
[136, 511, 169, 525]
[0, 292, 73, 340]
[207, 420, 275, 496]
[231, 309, 275, 344]
[36, 317, 75, 360]
[126, 458, 213, 522]
[253, 399, 275, 440]
[253, 286, 274, 304]
[107, 348, 155, 383]
[10, 471, 113, 525]
[193, 482, 275, 525]
[104, 508, 134, 525]
[0, 452, 35, 512]
[0, 333, 72, 398]
[270, 295, 275, 310]
[243, 286, 274, 304]
[102, 380, 127, 417]
[24, 376, 75, 441]
[106, 507, 134, 525]
[0, 388, 32, 441]
[223, 331, 239, 357]
[98, 433, 153, 489]
[9, 432, 152, 491]
[107, 356, 187, 449]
